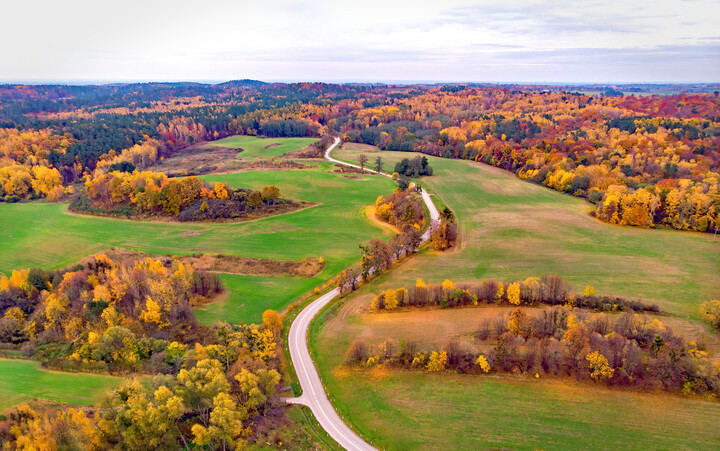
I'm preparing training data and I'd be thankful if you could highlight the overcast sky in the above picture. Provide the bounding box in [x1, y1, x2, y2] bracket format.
[1, 0, 718, 84]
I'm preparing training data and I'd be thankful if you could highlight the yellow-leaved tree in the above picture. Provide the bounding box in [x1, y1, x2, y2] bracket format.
[139, 297, 169, 329]
[192, 392, 250, 450]
[384, 289, 399, 310]
[426, 351, 447, 372]
[586, 351, 614, 381]
[496, 282, 504, 301]
[262, 309, 283, 331]
[507, 307, 529, 337]
[475, 354, 491, 373]
[507, 282, 521, 305]
[441, 279, 456, 294]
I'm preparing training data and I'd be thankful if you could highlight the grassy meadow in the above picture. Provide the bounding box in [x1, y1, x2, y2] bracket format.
[0, 157, 396, 324]
[0, 359, 124, 411]
[194, 273, 319, 325]
[209, 135, 317, 160]
[334, 149, 720, 318]
[313, 367, 720, 450]
[311, 153, 720, 449]
[333, 143, 425, 174]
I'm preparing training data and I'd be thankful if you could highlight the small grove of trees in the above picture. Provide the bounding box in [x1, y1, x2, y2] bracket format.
[77, 170, 288, 221]
[593, 182, 720, 233]
[374, 189, 425, 231]
[430, 220, 458, 251]
[1, 253, 287, 450]
[394, 156, 433, 177]
[0, 164, 67, 202]
[345, 307, 720, 397]
[369, 276, 659, 313]
[1, 332, 283, 449]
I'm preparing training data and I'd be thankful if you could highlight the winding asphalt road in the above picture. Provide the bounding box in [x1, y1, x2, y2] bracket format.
[286, 138, 440, 450]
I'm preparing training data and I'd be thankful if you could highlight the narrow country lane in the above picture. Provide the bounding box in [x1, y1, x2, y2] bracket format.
[285, 137, 440, 450]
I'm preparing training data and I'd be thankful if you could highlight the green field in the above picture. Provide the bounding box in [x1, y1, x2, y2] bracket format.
[0, 161, 396, 324]
[209, 135, 317, 160]
[334, 151, 720, 318]
[313, 368, 720, 450]
[0, 359, 124, 411]
[333, 143, 426, 175]
[311, 154, 720, 448]
[194, 273, 318, 325]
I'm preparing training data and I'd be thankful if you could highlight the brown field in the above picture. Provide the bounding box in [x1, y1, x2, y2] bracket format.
[147, 143, 243, 175]
[326, 287, 720, 357]
[100, 248, 325, 278]
[339, 142, 380, 153]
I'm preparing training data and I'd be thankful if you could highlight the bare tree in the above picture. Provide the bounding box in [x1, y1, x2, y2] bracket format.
[358, 153, 368, 170]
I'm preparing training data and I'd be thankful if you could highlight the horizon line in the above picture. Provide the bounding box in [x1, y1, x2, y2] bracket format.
[1, 78, 719, 87]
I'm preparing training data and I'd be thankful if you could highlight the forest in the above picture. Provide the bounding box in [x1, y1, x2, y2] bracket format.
[1, 81, 718, 233]
[0, 80, 718, 448]
[0, 253, 289, 448]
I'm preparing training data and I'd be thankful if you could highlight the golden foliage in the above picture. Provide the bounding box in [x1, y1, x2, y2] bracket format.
[426, 351, 448, 372]
[475, 354, 491, 373]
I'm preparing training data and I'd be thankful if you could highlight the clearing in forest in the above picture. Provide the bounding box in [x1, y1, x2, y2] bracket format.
[209, 136, 318, 160]
[0, 359, 124, 411]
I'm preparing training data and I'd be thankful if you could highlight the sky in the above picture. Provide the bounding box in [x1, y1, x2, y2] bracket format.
[0, 0, 718, 84]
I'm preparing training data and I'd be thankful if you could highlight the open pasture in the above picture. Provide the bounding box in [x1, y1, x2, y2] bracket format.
[208, 135, 317, 160]
[0, 359, 124, 411]
[311, 154, 720, 449]
[0, 162, 396, 324]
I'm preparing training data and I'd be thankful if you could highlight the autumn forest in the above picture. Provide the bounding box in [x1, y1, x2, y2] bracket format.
[1, 79, 719, 450]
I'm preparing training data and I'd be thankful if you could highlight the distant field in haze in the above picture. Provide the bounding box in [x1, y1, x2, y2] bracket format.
[0, 359, 124, 411]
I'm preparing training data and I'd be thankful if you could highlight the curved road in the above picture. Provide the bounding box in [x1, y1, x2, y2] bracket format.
[286, 138, 440, 450]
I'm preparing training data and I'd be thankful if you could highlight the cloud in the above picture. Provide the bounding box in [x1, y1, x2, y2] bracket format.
[0, 0, 718, 82]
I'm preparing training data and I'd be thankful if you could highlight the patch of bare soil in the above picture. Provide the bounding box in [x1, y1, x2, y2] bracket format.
[100, 248, 325, 278]
[264, 143, 281, 150]
[147, 144, 242, 176]
[332, 164, 363, 174]
[232, 160, 311, 172]
[340, 143, 379, 152]
[282, 145, 323, 159]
